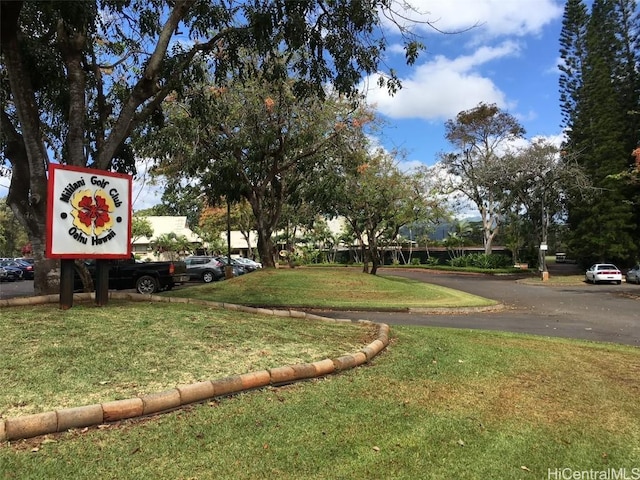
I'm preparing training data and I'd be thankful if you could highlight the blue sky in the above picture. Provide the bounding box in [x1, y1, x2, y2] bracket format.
[363, 0, 567, 170]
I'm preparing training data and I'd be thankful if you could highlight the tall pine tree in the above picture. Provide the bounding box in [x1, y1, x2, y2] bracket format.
[614, 0, 640, 244]
[559, 0, 640, 265]
[559, 0, 589, 137]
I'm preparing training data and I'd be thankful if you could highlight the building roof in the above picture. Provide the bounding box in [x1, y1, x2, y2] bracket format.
[133, 216, 202, 245]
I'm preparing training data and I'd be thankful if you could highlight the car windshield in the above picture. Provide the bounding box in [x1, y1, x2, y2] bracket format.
[597, 265, 617, 270]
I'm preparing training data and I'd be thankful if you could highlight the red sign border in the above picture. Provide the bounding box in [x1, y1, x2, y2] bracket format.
[46, 164, 132, 260]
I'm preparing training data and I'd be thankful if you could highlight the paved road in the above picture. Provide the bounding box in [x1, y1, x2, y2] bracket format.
[316, 268, 640, 348]
[0, 280, 35, 300]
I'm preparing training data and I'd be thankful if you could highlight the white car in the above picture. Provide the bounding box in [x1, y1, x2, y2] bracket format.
[585, 264, 622, 285]
[625, 264, 640, 285]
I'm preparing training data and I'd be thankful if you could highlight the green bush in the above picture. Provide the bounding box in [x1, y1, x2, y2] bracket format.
[410, 258, 422, 266]
[448, 253, 512, 269]
[425, 257, 440, 266]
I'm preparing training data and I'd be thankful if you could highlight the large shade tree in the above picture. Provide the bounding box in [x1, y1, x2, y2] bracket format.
[331, 148, 438, 275]
[142, 66, 370, 267]
[440, 103, 526, 255]
[499, 140, 590, 272]
[0, 0, 425, 294]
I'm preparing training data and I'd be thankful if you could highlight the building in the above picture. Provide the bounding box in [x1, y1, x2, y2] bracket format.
[132, 216, 203, 261]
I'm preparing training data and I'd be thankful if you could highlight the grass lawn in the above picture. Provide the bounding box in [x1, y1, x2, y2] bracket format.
[163, 267, 496, 309]
[0, 301, 372, 418]
[1, 268, 639, 479]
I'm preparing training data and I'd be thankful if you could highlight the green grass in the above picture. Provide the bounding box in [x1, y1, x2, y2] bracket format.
[0, 301, 371, 417]
[1, 268, 639, 479]
[164, 267, 496, 309]
[387, 263, 528, 275]
[2, 328, 639, 479]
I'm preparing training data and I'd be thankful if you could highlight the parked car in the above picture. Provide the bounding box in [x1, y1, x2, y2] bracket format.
[0, 267, 8, 281]
[233, 256, 262, 272]
[0, 261, 24, 281]
[625, 264, 640, 285]
[554, 252, 576, 264]
[585, 264, 622, 285]
[215, 256, 246, 276]
[14, 257, 35, 266]
[184, 256, 225, 283]
[10, 259, 35, 279]
[77, 256, 189, 294]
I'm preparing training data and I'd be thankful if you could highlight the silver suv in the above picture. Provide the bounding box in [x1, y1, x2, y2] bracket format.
[184, 256, 225, 283]
[626, 264, 640, 285]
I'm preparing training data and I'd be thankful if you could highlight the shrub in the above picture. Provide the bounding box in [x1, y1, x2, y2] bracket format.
[425, 257, 440, 266]
[448, 253, 511, 269]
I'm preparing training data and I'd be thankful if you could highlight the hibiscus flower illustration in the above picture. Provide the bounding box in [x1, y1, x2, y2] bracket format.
[70, 189, 116, 236]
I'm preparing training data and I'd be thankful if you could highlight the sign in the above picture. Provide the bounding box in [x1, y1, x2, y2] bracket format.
[46, 164, 132, 259]
[539, 243, 548, 251]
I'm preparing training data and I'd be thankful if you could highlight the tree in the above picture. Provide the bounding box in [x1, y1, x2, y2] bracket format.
[500, 140, 590, 272]
[1, 0, 425, 294]
[131, 216, 154, 244]
[0, 197, 28, 257]
[198, 200, 256, 257]
[143, 67, 369, 267]
[151, 233, 194, 261]
[151, 183, 205, 233]
[275, 201, 320, 266]
[444, 219, 473, 260]
[332, 148, 435, 275]
[559, 0, 589, 136]
[559, 0, 640, 264]
[297, 216, 341, 264]
[440, 103, 526, 255]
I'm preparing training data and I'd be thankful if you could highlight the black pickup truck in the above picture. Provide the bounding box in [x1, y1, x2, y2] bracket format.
[78, 256, 190, 294]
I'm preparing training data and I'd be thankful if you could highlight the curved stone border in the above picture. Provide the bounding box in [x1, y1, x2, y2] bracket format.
[0, 292, 390, 442]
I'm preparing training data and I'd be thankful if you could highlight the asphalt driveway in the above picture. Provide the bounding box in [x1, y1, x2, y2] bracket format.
[316, 268, 640, 348]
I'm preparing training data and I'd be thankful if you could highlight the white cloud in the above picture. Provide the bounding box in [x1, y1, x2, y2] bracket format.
[397, 158, 425, 174]
[547, 56, 564, 75]
[387, 0, 563, 39]
[363, 41, 520, 121]
[531, 133, 566, 148]
[370, 0, 564, 123]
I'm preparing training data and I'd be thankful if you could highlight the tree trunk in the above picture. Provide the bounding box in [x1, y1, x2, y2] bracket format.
[75, 260, 95, 292]
[361, 243, 369, 273]
[256, 223, 275, 268]
[484, 228, 497, 256]
[2, 2, 59, 295]
[368, 230, 381, 275]
[370, 249, 381, 275]
[482, 211, 499, 256]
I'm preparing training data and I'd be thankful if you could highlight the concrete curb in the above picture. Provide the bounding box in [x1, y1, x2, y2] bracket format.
[0, 292, 390, 442]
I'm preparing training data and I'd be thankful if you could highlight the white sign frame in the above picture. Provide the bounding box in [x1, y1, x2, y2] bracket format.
[46, 164, 132, 259]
